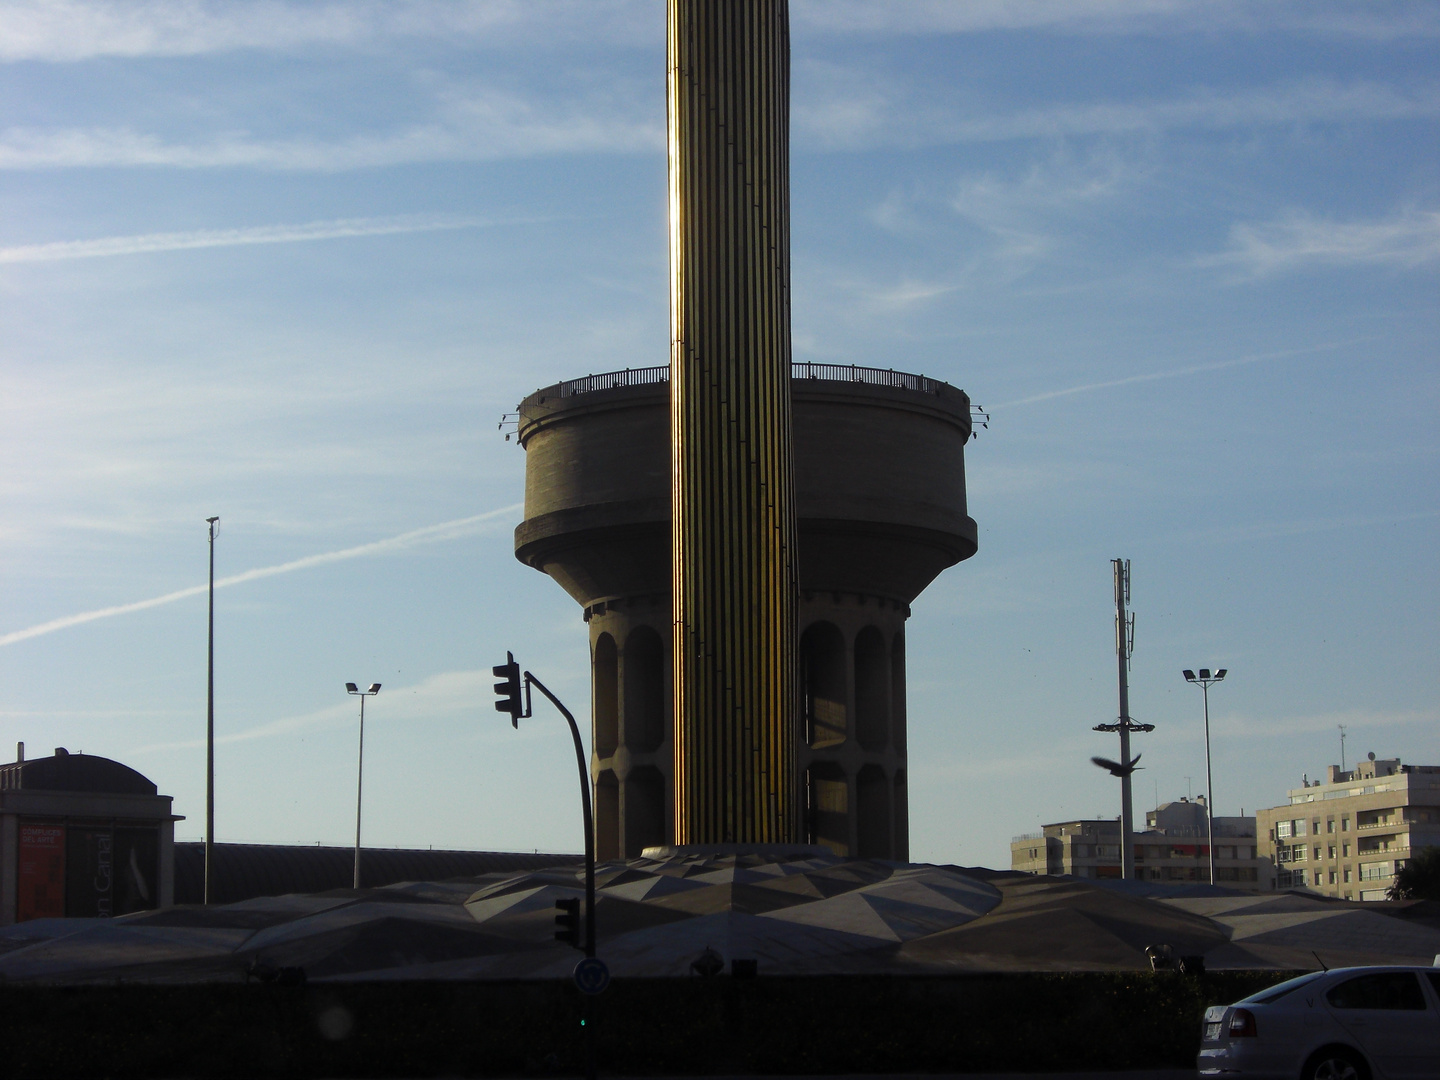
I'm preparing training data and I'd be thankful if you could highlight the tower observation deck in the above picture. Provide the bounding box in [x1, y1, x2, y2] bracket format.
[513, 362, 976, 860]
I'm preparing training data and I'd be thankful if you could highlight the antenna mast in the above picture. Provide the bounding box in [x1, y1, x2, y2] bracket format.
[1338, 724, 1347, 773]
[1092, 558, 1152, 880]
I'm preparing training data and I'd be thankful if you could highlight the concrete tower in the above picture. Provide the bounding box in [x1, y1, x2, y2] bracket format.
[514, 369, 976, 861]
[667, 0, 798, 844]
[511, 0, 977, 862]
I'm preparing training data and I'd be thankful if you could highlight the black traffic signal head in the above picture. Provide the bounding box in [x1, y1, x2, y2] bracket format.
[554, 897, 581, 949]
[493, 651, 523, 726]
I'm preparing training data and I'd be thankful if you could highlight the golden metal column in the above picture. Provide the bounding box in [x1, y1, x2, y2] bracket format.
[668, 0, 799, 844]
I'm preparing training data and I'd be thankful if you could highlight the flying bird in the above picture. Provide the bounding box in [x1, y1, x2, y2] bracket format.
[1092, 754, 1143, 778]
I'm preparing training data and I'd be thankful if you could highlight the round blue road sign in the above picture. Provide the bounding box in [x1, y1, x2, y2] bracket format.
[573, 957, 610, 995]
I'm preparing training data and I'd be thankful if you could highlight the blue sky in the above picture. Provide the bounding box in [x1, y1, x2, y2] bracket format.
[1, 0, 1435, 870]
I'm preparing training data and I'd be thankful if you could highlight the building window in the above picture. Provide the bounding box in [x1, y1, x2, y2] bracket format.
[1277, 820, 1292, 839]
[1326, 818, 1334, 833]
[1341, 816, 1350, 831]
[1327, 845, 1335, 859]
[1343, 867, 1352, 883]
[1343, 841, 1350, 857]
[1328, 871, 1336, 885]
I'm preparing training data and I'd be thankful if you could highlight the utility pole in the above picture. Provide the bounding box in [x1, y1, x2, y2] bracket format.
[205, 516, 219, 905]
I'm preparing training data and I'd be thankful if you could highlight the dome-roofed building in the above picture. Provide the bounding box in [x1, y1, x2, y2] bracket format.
[0, 745, 180, 924]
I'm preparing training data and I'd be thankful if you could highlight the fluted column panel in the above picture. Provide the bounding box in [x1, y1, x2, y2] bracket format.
[668, 0, 799, 844]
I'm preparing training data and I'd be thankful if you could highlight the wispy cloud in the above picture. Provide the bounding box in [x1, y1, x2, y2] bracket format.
[0, 94, 663, 170]
[794, 0, 1440, 40]
[0, 505, 521, 647]
[0, 214, 522, 263]
[9, 0, 1431, 62]
[129, 668, 494, 753]
[1217, 706, 1437, 741]
[1202, 207, 1440, 278]
[796, 76, 1440, 151]
[993, 340, 1356, 409]
[1175, 509, 1440, 548]
[0, 1, 657, 62]
[2, 75, 1425, 170]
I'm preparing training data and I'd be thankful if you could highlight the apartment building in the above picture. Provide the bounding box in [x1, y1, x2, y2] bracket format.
[1257, 755, 1440, 901]
[1011, 796, 1266, 889]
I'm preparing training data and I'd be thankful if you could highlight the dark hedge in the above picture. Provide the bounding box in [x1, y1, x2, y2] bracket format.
[0, 970, 1293, 1078]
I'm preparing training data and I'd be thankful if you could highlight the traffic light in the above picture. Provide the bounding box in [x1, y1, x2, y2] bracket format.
[554, 897, 581, 949]
[493, 651, 523, 726]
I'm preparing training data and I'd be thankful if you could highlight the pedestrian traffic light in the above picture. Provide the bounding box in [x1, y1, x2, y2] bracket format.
[493, 651, 523, 726]
[554, 897, 581, 949]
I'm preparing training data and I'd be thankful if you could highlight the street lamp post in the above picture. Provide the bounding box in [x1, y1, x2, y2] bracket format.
[1182, 667, 1227, 886]
[205, 516, 219, 904]
[345, 682, 381, 889]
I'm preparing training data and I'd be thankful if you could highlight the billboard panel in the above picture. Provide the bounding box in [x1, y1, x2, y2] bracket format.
[65, 827, 114, 918]
[113, 828, 159, 915]
[17, 824, 66, 922]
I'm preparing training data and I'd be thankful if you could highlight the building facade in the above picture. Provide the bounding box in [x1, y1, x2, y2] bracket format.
[1257, 756, 1440, 901]
[1011, 798, 1267, 889]
[0, 746, 178, 924]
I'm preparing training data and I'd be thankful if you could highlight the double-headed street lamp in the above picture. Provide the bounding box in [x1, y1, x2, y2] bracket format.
[345, 682, 381, 890]
[1182, 667, 1227, 886]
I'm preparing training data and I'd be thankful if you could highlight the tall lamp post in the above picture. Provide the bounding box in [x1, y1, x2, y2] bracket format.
[1182, 667, 1227, 886]
[345, 682, 381, 889]
[205, 515, 219, 904]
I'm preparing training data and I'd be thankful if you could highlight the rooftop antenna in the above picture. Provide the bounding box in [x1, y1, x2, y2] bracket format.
[1338, 724, 1347, 772]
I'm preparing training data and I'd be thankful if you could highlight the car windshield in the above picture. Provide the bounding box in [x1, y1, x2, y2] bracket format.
[1239, 971, 1327, 1005]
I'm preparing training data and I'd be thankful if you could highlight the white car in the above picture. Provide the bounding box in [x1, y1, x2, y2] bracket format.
[1197, 966, 1440, 1079]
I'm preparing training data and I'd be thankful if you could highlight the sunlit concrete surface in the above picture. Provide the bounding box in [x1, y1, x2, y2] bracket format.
[0, 850, 1434, 984]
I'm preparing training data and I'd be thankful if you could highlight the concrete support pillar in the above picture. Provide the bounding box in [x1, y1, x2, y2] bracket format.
[667, 0, 799, 843]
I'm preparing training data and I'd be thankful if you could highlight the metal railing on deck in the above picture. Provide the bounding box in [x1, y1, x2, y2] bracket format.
[536, 362, 948, 403]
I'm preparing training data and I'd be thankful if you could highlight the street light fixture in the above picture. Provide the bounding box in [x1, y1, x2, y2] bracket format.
[1182, 667, 1227, 886]
[345, 682, 381, 889]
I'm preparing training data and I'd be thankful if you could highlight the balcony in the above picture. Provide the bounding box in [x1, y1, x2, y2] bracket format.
[1357, 840, 1409, 856]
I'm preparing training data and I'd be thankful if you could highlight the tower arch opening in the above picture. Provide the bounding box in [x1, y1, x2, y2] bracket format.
[801, 622, 847, 749]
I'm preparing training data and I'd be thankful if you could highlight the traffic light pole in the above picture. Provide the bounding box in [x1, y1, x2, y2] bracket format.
[495, 655, 598, 1080]
[521, 672, 596, 959]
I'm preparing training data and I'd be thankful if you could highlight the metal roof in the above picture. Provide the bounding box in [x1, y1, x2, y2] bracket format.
[172, 843, 581, 905]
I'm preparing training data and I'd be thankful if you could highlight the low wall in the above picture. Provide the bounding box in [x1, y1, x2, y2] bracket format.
[1, 971, 1292, 1077]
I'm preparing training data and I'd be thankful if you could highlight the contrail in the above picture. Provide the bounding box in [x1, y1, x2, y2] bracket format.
[993, 340, 1359, 409]
[0, 214, 525, 264]
[0, 505, 522, 648]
